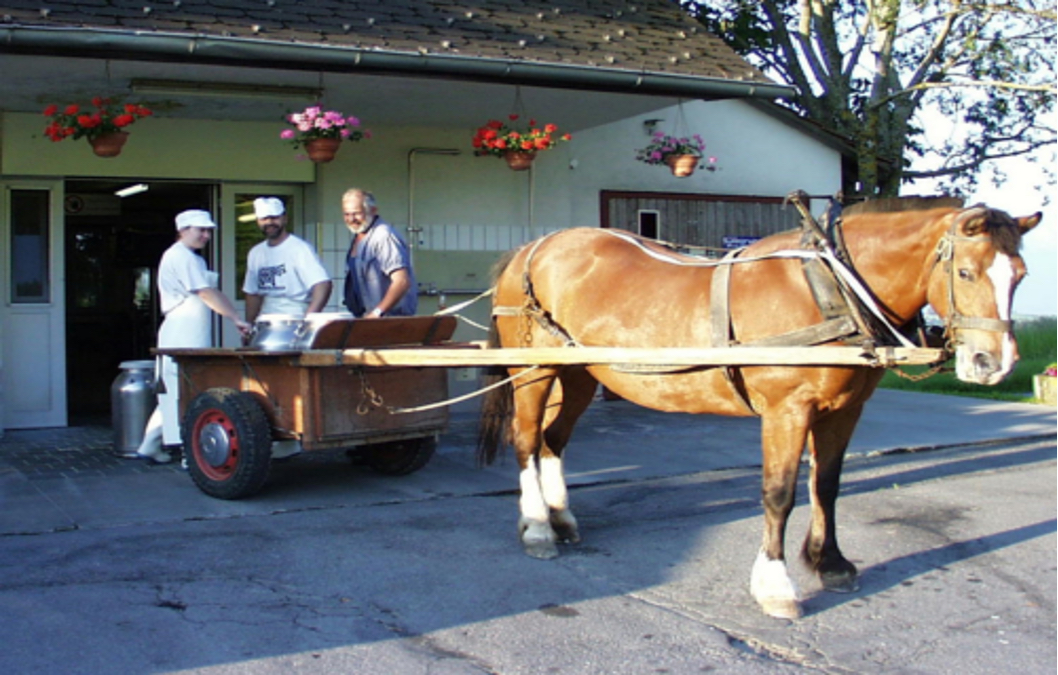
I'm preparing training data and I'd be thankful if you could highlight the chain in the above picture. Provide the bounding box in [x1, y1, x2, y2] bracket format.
[887, 362, 952, 382]
[355, 367, 385, 415]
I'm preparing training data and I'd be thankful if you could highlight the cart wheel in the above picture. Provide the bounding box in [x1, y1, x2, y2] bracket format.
[366, 436, 437, 476]
[182, 388, 272, 499]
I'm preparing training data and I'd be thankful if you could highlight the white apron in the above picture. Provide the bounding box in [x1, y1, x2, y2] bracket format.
[157, 273, 215, 445]
[261, 295, 310, 317]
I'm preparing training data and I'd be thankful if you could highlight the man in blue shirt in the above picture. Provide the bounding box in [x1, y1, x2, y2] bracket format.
[341, 188, 418, 318]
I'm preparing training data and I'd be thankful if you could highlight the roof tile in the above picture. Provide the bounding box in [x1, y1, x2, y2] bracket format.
[0, 0, 773, 84]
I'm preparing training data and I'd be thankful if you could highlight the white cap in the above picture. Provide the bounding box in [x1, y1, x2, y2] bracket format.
[253, 197, 286, 219]
[175, 209, 216, 230]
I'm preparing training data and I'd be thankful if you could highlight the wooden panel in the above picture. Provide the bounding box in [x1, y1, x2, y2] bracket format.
[307, 315, 457, 349]
[312, 366, 448, 446]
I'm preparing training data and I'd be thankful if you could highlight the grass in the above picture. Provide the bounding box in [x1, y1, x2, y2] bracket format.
[879, 316, 1057, 402]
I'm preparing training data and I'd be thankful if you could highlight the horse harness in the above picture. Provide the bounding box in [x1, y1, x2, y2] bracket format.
[490, 194, 1008, 414]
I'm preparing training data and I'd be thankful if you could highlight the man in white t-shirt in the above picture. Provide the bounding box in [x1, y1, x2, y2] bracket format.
[243, 197, 332, 321]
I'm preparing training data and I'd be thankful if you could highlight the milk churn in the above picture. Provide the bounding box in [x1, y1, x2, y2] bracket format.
[111, 360, 157, 458]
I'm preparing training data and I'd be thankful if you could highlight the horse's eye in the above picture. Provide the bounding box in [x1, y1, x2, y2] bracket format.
[958, 269, 974, 281]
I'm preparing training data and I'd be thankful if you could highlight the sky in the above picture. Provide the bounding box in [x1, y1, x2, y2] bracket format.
[967, 176, 1056, 318]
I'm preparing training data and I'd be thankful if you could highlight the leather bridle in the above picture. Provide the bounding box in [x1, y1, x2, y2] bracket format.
[930, 209, 1015, 347]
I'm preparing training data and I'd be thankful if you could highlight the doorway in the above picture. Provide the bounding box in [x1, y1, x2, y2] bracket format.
[64, 180, 216, 423]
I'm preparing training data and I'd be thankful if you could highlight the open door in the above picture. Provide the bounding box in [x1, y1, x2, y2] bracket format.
[1, 180, 66, 429]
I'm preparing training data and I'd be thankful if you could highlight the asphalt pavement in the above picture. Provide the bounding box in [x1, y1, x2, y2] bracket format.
[0, 389, 1054, 673]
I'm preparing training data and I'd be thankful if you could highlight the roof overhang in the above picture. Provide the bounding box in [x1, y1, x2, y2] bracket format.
[0, 25, 796, 102]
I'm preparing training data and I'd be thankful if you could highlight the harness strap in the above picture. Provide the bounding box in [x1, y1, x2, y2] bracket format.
[709, 249, 757, 415]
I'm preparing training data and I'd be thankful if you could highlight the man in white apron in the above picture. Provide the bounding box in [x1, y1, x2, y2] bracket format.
[136, 210, 250, 463]
[242, 197, 332, 321]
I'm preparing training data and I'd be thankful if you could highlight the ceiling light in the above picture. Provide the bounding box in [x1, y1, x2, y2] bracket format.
[130, 78, 323, 100]
[114, 183, 149, 198]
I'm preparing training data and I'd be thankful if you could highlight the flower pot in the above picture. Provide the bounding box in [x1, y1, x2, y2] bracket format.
[504, 151, 536, 171]
[665, 154, 699, 178]
[305, 137, 342, 163]
[88, 131, 129, 158]
[1033, 374, 1056, 405]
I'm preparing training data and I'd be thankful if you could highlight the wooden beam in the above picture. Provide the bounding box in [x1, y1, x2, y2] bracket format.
[294, 345, 948, 369]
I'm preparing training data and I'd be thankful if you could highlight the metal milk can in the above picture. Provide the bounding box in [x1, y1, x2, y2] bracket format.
[111, 360, 157, 458]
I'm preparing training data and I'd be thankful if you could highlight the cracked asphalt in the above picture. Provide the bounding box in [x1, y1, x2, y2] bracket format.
[0, 390, 1054, 674]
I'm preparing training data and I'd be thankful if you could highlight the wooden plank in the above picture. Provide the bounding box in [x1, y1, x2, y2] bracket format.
[294, 345, 947, 369]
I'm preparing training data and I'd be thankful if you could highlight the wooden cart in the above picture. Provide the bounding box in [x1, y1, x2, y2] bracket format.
[160, 315, 457, 499]
[162, 310, 946, 500]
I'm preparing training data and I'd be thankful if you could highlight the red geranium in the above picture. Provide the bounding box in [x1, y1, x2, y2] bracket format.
[42, 97, 152, 143]
[471, 115, 571, 158]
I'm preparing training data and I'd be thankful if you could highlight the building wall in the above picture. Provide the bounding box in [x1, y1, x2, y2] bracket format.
[1, 99, 842, 424]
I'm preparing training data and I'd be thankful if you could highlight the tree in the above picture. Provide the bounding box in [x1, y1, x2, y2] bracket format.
[685, 1, 1056, 198]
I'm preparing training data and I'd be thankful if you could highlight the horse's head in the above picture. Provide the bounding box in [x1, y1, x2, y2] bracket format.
[926, 206, 1041, 385]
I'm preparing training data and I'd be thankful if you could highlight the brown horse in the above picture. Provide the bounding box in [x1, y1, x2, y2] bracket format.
[477, 201, 1040, 619]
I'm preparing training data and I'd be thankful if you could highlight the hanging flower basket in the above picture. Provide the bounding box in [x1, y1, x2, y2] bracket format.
[473, 115, 571, 170]
[665, 154, 700, 177]
[280, 105, 368, 163]
[42, 98, 151, 158]
[87, 131, 130, 158]
[636, 132, 717, 179]
[304, 137, 342, 163]
[504, 151, 536, 171]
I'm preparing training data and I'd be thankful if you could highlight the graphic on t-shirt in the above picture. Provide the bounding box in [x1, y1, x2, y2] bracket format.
[257, 264, 287, 291]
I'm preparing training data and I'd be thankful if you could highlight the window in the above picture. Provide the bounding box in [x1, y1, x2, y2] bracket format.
[638, 210, 660, 239]
[9, 189, 50, 303]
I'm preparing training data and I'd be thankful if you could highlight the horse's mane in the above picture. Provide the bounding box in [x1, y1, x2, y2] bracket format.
[490, 246, 522, 283]
[843, 195, 964, 215]
[844, 196, 1023, 255]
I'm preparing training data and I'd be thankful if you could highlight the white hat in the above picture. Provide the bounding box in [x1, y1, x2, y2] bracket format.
[253, 197, 286, 219]
[175, 209, 216, 230]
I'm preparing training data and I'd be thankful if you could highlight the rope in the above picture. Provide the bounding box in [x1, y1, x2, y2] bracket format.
[432, 288, 493, 332]
[383, 365, 542, 414]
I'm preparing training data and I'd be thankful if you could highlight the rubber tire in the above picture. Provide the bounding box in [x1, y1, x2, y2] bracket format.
[183, 388, 273, 499]
[366, 436, 436, 476]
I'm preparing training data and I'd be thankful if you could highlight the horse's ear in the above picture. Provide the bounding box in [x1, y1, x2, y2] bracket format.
[1017, 212, 1042, 235]
[954, 207, 989, 236]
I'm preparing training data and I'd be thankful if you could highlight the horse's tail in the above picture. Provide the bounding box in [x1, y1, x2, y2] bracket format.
[476, 320, 513, 466]
[476, 246, 522, 467]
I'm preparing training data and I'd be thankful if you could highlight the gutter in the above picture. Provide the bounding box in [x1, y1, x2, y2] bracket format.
[0, 25, 795, 101]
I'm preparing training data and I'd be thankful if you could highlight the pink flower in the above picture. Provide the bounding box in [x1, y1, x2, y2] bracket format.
[280, 129, 296, 140]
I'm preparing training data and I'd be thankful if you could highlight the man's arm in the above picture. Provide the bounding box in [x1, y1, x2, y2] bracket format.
[194, 287, 251, 334]
[367, 268, 411, 318]
[244, 293, 263, 324]
[306, 280, 333, 314]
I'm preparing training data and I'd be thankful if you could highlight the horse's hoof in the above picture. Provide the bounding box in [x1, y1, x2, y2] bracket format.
[758, 597, 803, 620]
[820, 571, 860, 593]
[524, 541, 559, 560]
[552, 524, 580, 545]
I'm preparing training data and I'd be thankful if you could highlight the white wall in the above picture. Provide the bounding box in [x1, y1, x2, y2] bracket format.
[533, 99, 843, 229]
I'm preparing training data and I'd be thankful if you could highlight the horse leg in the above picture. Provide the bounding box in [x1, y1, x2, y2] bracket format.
[751, 409, 811, 619]
[802, 404, 863, 593]
[539, 368, 597, 545]
[510, 368, 563, 559]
